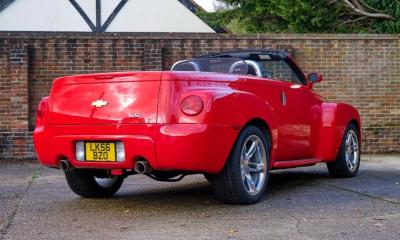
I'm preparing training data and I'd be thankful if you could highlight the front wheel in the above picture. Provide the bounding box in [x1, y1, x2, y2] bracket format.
[212, 126, 270, 204]
[327, 124, 361, 177]
[65, 169, 124, 198]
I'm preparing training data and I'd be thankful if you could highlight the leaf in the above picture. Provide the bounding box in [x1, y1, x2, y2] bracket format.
[206, 0, 400, 33]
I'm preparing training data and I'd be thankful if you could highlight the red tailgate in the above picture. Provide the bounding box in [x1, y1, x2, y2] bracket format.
[48, 72, 161, 125]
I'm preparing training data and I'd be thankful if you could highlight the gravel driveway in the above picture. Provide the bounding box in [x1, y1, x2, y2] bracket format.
[1, 155, 399, 240]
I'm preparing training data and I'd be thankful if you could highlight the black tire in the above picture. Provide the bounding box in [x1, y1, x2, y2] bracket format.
[65, 169, 124, 198]
[327, 124, 361, 178]
[203, 174, 215, 182]
[211, 125, 270, 204]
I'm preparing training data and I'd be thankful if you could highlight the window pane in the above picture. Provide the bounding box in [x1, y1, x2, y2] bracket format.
[260, 60, 300, 83]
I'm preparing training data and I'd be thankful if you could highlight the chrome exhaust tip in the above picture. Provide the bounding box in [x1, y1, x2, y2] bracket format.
[135, 160, 152, 174]
[59, 160, 72, 173]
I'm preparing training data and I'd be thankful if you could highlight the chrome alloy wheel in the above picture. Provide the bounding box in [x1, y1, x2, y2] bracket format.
[344, 129, 359, 172]
[240, 135, 267, 195]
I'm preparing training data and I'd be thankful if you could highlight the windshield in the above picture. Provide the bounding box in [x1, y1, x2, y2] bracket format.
[171, 58, 248, 75]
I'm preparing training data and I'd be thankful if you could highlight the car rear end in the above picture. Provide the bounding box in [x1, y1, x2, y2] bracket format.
[34, 72, 161, 170]
[34, 71, 238, 174]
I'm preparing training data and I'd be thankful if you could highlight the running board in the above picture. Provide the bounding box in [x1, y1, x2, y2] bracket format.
[273, 158, 323, 169]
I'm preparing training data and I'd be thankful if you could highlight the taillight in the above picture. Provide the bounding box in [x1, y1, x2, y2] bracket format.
[37, 97, 49, 118]
[181, 95, 204, 116]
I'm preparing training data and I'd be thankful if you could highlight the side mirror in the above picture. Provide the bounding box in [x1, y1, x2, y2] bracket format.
[307, 72, 323, 83]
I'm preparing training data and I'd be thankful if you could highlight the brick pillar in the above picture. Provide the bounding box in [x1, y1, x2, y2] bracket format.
[0, 40, 10, 131]
[9, 43, 29, 131]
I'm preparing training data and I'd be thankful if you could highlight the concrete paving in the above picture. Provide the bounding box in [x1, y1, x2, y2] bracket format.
[0, 155, 399, 240]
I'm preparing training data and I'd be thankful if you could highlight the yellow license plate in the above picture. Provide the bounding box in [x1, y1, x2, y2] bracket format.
[85, 142, 116, 162]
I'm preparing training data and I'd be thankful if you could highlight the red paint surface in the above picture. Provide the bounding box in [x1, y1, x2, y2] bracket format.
[34, 69, 361, 173]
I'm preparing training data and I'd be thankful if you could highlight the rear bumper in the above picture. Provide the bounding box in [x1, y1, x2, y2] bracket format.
[33, 124, 238, 174]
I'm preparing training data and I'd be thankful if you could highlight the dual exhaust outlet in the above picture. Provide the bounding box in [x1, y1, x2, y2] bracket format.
[59, 159, 152, 174]
[134, 160, 152, 174]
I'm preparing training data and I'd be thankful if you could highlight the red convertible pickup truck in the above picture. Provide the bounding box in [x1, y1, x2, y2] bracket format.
[34, 50, 361, 204]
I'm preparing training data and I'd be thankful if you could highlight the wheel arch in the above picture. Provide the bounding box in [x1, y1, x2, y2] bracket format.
[220, 91, 279, 169]
[242, 118, 272, 149]
[316, 103, 361, 161]
[348, 119, 361, 142]
[224, 117, 277, 171]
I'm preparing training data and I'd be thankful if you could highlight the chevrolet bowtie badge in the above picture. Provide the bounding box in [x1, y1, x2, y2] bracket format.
[91, 100, 108, 108]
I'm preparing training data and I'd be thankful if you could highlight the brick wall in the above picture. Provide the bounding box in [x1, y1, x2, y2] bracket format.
[0, 33, 399, 160]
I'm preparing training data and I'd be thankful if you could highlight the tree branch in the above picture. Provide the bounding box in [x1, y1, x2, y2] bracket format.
[342, 0, 395, 20]
[357, 0, 381, 13]
[335, 16, 367, 27]
[350, 0, 365, 11]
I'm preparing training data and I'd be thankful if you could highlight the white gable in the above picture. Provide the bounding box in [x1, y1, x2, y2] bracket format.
[105, 0, 215, 32]
[0, 0, 92, 31]
[75, 0, 96, 24]
[100, 0, 122, 25]
[0, 0, 216, 32]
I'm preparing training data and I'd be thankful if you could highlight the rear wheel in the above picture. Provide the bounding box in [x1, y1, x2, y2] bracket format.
[65, 169, 124, 198]
[212, 126, 270, 204]
[203, 174, 215, 182]
[327, 124, 360, 177]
